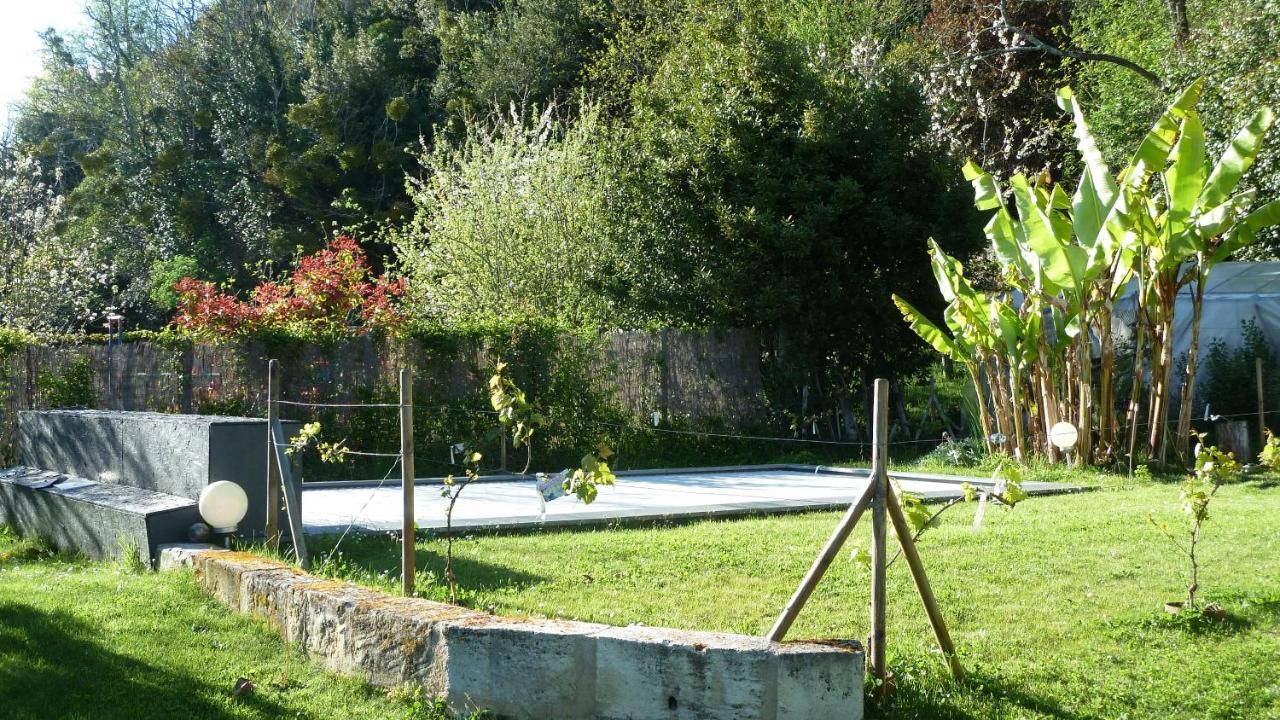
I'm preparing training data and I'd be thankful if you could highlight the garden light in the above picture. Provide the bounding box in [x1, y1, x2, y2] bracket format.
[1049, 422, 1079, 451]
[199, 481, 249, 532]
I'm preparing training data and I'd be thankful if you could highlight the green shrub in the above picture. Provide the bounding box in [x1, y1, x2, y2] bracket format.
[36, 356, 97, 409]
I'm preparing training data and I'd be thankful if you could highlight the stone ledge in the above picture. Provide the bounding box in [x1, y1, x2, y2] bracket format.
[160, 546, 863, 719]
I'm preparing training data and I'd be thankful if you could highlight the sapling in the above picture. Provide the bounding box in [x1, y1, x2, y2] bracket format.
[438, 361, 616, 603]
[1149, 431, 1241, 610]
[861, 457, 1026, 568]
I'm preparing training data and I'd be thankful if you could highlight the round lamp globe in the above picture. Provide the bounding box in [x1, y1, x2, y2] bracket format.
[199, 481, 249, 531]
[1049, 421, 1079, 450]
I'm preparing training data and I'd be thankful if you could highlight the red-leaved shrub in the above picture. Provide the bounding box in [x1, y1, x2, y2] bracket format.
[172, 237, 406, 340]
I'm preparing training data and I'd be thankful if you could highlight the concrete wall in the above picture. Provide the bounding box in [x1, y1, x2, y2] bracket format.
[18, 410, 299, 537]
[169, 548, 863, 720]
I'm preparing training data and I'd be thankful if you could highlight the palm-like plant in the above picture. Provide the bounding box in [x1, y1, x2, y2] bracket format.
[895, 80, 1279, 467]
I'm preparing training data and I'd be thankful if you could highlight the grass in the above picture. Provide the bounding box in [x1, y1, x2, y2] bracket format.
[0, 526, 479, 720]
[306, 466, 1280, 720]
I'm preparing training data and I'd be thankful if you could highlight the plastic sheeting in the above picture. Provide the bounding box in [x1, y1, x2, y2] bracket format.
[1113, 262, 1280, 371]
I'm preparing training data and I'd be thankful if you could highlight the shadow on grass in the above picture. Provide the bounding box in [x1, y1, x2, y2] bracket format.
[875, 667, 1100, 720]
[1112, 589, 1280, 637]
[312, 534, 547, 600]
[0, 601, 296, 720]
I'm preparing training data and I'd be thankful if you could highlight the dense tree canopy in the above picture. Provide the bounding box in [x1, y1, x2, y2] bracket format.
[2, 0, 1277, 421]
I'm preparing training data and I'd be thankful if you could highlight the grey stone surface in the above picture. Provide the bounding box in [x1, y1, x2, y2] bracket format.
[18, 410, 300, 538]
[156, 542, 224, 571]
[171, 550, 864, 720]
[0, 467, 199, 565]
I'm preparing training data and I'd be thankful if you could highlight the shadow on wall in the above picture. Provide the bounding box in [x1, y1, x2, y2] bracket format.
[0, 602, 296, 720]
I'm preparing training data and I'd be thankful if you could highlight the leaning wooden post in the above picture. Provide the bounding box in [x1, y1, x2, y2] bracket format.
[265, 359, 281, 545]
[869, 378, 890, 684]
[1258, 356, 1266, 450]
[400, 368, 416, 596]
[886, 483, 965, 681]
[766, 481, 877, 641]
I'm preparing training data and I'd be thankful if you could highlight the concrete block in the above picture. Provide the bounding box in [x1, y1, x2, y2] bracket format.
[156, 542, 224, 571]
[0, 467, 198, 565]
[18, 410, 301, 538]
[19, 411, 123, 483]
[593, 626, 779, 720]
[438, 616, 605, 719]
[776, 641, 864, 720]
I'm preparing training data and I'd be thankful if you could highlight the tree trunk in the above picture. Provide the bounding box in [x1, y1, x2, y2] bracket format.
[1126, 319, 1147, 470]
[1174, 275, 1206, 462]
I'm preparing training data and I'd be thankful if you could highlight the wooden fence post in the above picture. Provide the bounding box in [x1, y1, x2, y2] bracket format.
[265, 359, 281, 545]
[1258, 356, 1266, 450]
[400, 367, 416, 596]
[869, 378, 889, 685]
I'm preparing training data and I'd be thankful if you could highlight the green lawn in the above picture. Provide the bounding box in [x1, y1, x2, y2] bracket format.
[310, 470, 1280, 720]
[0, 528, 472, 720]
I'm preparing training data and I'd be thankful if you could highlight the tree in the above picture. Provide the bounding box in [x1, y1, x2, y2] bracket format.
[0, 155, 109, 333]
[394, 102, 619, 327]
[603, 0, 981, 426]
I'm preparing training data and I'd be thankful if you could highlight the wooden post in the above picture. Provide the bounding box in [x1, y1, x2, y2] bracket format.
[265, 359, 281, 545]
[766, 481, 877, 641]
[179, 345, 194, 415]
[1258, 356, 1266, 449]
[501, 432, 508, 473]
[886, 483, 965, 681]
[400, 368, 416, 596]
[269, 419, 309, 570]
[869, 378, 889, 684]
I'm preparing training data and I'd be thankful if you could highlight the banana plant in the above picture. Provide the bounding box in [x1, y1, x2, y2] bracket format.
[898, 79, 1276, 468]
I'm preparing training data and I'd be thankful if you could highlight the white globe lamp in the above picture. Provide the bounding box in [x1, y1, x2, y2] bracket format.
[1049, 422, 1079, 450]
[1049, 421, 1080, 467]
[199, 481, 249, 534]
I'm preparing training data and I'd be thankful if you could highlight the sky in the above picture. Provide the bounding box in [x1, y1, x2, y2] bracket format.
[0, 0, 89, 132]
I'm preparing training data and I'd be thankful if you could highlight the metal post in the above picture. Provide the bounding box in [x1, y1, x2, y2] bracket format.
[869, 378, 889, 684]
[265, 359, 281, 545]
[400, 368, 416, 596]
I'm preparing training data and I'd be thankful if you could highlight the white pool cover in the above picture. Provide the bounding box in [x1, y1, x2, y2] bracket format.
[301, 465, 1080, 535]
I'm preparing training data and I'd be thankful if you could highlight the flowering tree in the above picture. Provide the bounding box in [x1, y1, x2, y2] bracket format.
[172, 236, 406, 341]
[0, 156, 109, 334]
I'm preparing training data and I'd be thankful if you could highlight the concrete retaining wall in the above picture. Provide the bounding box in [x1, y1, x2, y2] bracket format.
[169, 548, 863, 720]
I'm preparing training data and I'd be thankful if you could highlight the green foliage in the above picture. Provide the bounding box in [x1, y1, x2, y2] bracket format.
[604, 0, 980, 385]
[147, 255, 201, 311]
[566, 446, 617, 504]
[395, 102, 619, 327]
[1259, 429, 1280, 469]
[1197, 319, 1276, 426]
[489, 361, 540, 455]
[286, 421, 350, 465]
[36, 357, 97, 409]
[1072, 0, 1280, 256]
[896, 79, 1279, 466]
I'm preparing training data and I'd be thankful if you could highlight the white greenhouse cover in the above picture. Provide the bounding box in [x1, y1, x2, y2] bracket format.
[1114, 262, 1280, 373]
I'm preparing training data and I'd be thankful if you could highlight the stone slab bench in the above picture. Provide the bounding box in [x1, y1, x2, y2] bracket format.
[0, 467, 198, 565]
[162, 547, 864, 720]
